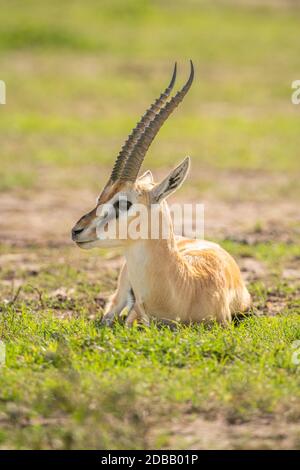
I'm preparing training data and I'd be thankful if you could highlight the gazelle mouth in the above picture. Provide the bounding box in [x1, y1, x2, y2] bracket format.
[76, 240, 95, 245]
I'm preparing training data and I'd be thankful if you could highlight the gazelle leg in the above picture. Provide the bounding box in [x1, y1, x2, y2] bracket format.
[138, 302, 150, 326]
[125, 300, 141, 327]
[125, 303, 150, 327]
[125, 308, 139, 327]
[101, 262, 131, 326]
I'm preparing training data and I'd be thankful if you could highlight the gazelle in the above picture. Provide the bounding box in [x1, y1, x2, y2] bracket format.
[72, 61, 251, 326]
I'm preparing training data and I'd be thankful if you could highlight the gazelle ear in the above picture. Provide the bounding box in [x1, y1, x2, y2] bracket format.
[150, 157, 190, 203]
[138, 169, 154, 185]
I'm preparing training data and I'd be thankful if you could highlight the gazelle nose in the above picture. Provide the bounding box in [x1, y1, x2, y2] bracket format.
[72, 227, 84, 240]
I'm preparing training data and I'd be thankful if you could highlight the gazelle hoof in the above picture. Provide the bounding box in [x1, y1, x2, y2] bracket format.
[101, 314, 115, 326]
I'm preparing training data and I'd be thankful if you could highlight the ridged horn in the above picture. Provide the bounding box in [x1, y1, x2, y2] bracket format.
[120, 60, 194, 182]
[109, 63, 177, 183]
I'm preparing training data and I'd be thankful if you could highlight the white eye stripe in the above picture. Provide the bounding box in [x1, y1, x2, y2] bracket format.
[96, 204, 113, 218]
[115, 194, 130, 203]
[95, 190, 135, 219]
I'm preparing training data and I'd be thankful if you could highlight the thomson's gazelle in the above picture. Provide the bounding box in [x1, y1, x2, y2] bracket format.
[72, 62, 251, 326]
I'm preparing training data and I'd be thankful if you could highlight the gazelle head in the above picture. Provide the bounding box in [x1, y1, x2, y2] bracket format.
[72, 62, 194, 249]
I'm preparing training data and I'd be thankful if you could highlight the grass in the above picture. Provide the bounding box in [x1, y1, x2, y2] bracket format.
[0, 302, 300, 449]
[0, 241, 299, 449]
[0, 0, 300, 449]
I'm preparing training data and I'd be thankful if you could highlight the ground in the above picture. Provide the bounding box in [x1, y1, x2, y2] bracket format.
[0, 0, 300, 449]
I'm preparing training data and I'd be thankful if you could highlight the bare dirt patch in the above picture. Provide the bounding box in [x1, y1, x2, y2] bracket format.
[161, 414, 300, 449]
[1, 167, 299, 248]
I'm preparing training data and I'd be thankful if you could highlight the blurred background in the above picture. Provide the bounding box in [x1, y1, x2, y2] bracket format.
[1, 0, 299, 246]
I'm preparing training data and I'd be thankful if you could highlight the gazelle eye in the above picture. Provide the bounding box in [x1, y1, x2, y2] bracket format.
[113, 199, 132, 215]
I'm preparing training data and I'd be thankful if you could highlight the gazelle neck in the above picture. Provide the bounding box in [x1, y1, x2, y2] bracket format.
[123, 207, 188, 309]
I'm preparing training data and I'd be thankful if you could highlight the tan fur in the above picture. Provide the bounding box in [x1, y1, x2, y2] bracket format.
[72, 168, 251, 326]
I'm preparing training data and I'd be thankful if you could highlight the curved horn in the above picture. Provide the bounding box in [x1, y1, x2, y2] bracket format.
[120, 60, 194, 182]
[109, 63, 177, 183]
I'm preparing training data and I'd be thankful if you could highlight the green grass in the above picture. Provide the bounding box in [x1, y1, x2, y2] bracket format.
[1, 306, 300, 448]
[0, 305, 299, 449]
[221, 240, 300, 268]
[0, 241, 299, 449]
